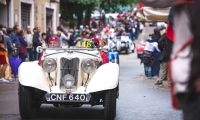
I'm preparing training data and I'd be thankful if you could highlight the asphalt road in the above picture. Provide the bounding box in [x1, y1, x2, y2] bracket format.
[0, 27, 182, 120]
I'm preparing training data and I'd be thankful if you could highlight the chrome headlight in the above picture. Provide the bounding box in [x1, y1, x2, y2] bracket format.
[81, 59, 97, 73]
[121, 43, 125, 47]
[42, 58, 57, 73]
[62, 74, 75, 88]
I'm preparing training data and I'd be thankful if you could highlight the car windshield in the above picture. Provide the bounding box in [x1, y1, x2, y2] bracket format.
[48, 40, 96, 49]
[44, 39, 99, 57]
[44, 47, 100, 58]
[92, 11, 100, 15]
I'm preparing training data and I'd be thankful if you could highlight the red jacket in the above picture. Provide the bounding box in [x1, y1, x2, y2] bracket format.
[100, 51, 109, 64]
[18, 36, 27, 54]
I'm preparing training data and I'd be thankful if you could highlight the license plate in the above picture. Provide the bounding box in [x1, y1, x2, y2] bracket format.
[48, 94, 87, 101]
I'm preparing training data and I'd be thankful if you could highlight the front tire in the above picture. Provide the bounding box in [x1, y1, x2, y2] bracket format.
[19, 83, 33, 119]
[104, 89, 117, 120]
[33, 102, 41, 109]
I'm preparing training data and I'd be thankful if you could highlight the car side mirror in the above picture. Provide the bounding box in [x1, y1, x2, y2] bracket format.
[36, 46, 44, 53]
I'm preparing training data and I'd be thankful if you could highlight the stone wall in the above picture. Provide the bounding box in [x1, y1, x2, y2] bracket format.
[12, 0, 60, 32]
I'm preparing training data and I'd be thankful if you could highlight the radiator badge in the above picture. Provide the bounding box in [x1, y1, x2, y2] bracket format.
[66, 89, 72, 94]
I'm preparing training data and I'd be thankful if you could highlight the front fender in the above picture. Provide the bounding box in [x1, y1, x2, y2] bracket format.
[86, 63, 119, 93]
[18, 61, 50, 92]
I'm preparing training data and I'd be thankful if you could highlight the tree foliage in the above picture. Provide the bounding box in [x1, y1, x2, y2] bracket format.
[100, 0, 137, 12]
[67, 0, 102, 5]
[60, 0, 138, 28]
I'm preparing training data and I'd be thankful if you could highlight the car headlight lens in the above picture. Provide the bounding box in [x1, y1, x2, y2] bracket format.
[81, 59, 97, 73]
[121, 43, 125, 47]
[42, 58, 57, 73]
[62, 74, 75, 88]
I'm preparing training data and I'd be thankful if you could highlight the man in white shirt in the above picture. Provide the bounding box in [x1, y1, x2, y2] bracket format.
[25, 26, 33, 61]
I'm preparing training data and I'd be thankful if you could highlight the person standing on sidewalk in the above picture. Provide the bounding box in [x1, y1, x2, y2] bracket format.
[46, 27, 52, 44]
[12, 25, 20, 56]
[154, 31, 173, 86]
[25, 26, 33, 61]
[41, 33, 47, 48]
[134, 19, 140, 40]
[150, 28, 161, 78]
[140, 38, 160, 78]
[6, 28, 14, 58]
[33, 27, 42, 60]
[0, 24, 11, 82]
[18, 30, 27, 62]
[33, 28, 37, 34]
[4, 28, 15, 81]
[57, 26, 67, 47]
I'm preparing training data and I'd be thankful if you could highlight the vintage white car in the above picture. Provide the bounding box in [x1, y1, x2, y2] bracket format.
[18, 46, 120, 120]
[113, 36, 135, 54]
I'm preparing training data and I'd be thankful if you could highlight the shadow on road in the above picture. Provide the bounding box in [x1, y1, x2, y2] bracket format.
[31, 105, 105, 120]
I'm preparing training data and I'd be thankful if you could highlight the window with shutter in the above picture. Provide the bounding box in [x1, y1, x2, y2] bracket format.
[21, 3, 31, 30]
[46, 8, 53, 29]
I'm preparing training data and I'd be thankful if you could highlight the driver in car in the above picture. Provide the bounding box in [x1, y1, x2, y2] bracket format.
[38, 36, 60, 65]
[48, 36, 60, 48]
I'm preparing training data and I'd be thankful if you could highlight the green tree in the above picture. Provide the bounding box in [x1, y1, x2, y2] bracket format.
[60, 0, 101, 28]
[60, 0, 138, 28]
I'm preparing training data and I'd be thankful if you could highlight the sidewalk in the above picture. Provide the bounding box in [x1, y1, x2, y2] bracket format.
[132, 74, 170, 90]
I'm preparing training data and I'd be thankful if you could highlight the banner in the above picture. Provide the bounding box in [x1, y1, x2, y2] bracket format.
[141, 7, 170, 22]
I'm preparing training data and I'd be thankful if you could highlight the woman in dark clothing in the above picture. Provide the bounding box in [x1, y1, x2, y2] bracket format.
[6, 28, 15, 59]
[134, 19, 140, 39]
[17, 30, 27, 62]
[148, 28, 161, 78]
[46, 28, 52, 43]
[152, 45, 160, 77]
[125, 23, 133, 40]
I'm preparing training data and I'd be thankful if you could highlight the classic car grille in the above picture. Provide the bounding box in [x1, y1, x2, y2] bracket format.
[60, 58, 80, 90]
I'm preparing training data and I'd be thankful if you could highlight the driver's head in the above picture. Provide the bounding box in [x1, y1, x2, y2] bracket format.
[48, 36, 60, 48]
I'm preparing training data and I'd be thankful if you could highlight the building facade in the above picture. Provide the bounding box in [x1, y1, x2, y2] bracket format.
[0, 0, 60, 33]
